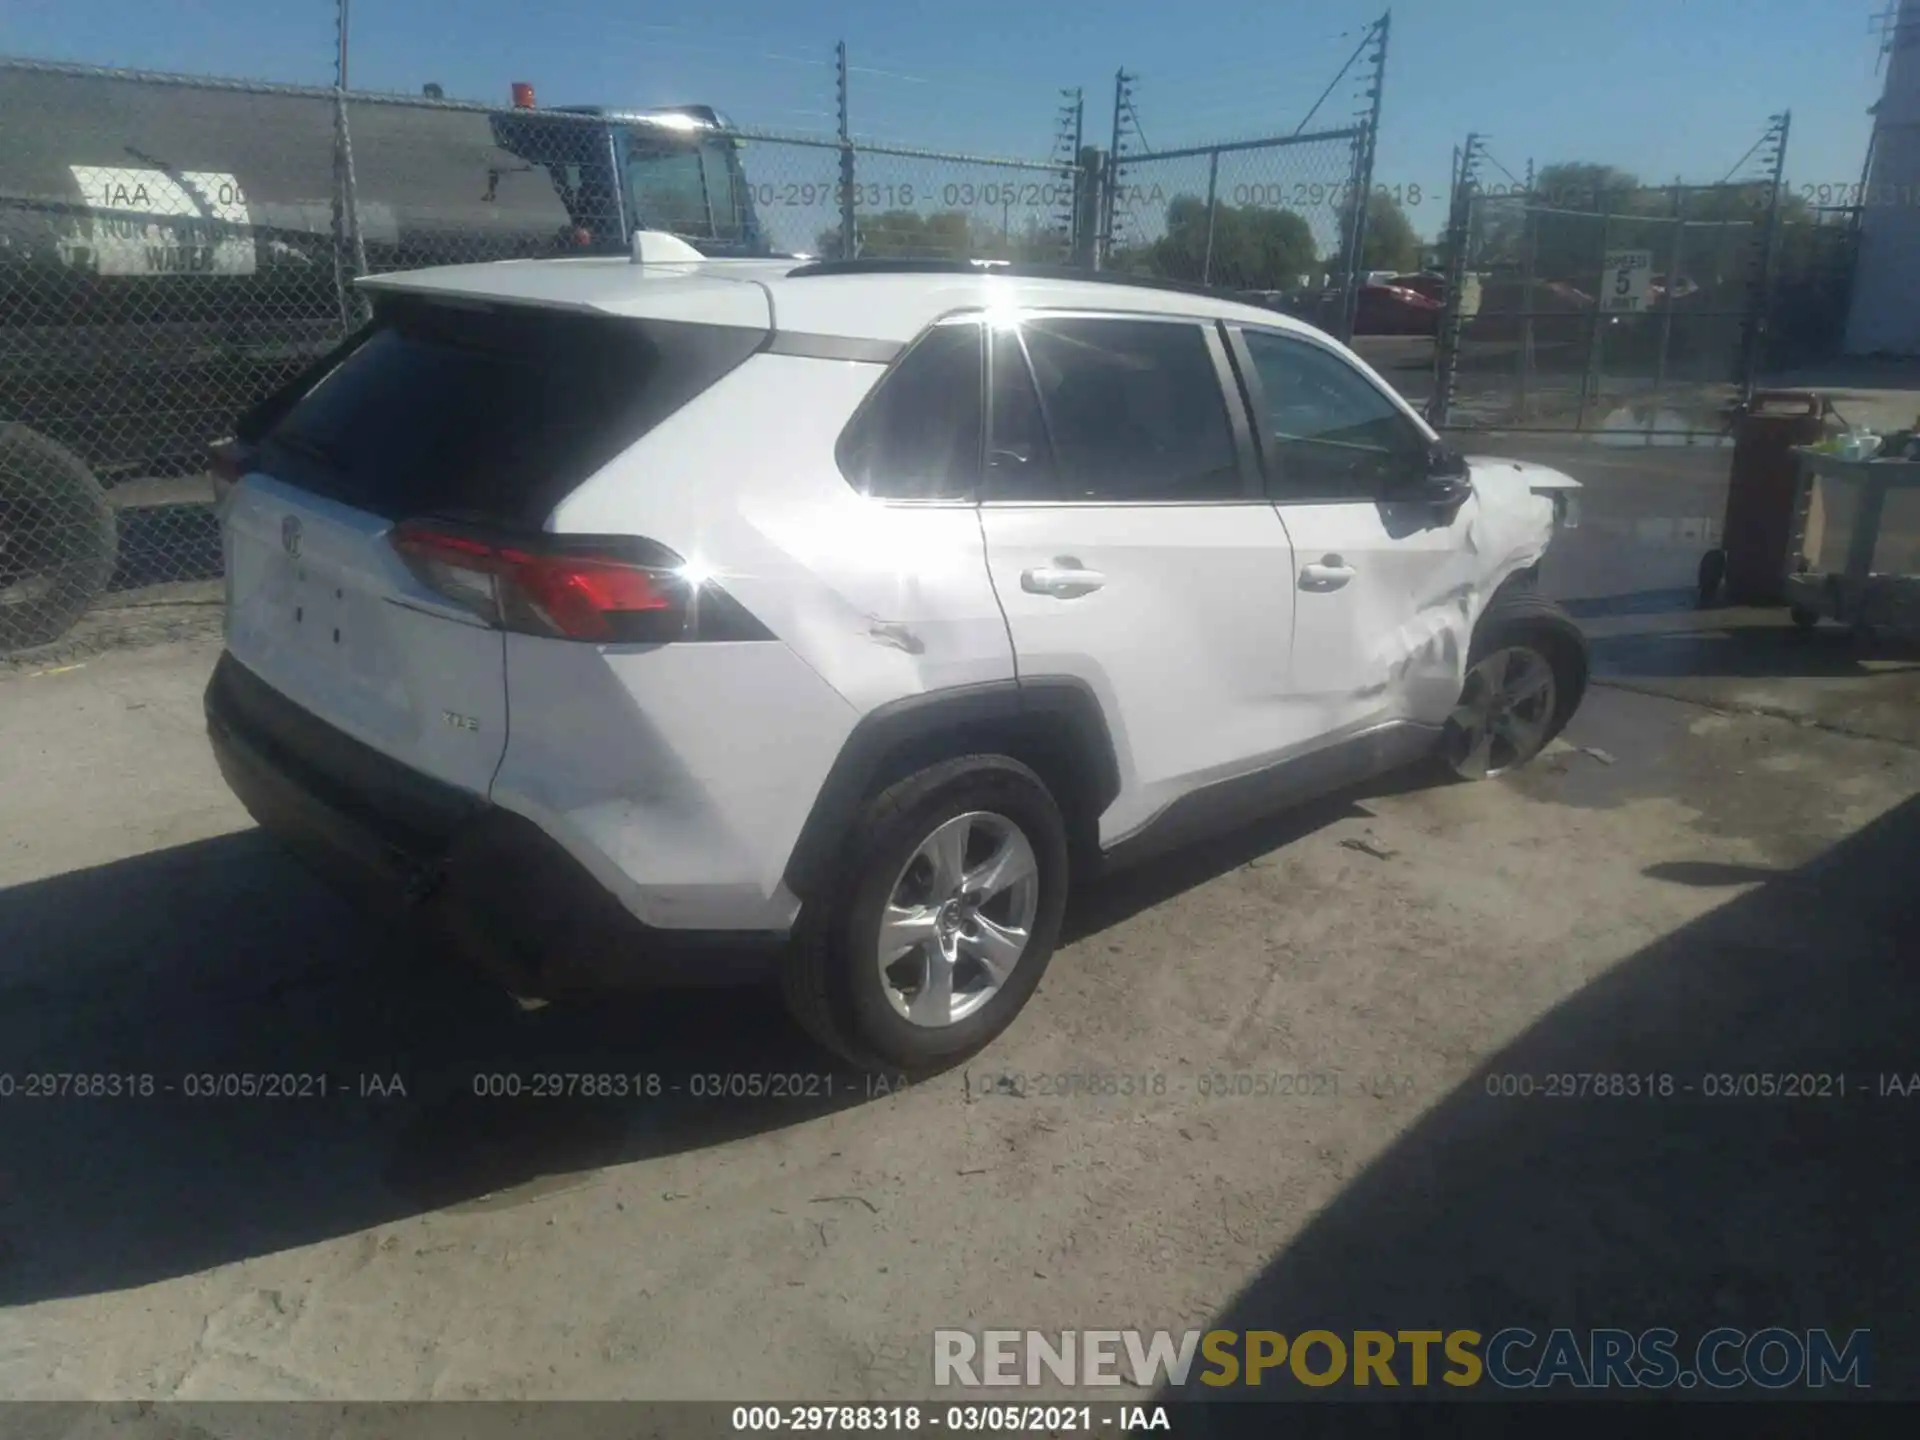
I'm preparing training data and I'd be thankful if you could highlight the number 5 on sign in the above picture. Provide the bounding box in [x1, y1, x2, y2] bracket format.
[1601, 248, 1653, 312]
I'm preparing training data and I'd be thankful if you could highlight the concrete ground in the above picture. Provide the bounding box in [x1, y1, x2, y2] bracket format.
[4, 448, 1919, 1400]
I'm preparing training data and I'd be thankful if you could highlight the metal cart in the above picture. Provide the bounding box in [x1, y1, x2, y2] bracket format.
[1781, 446, 1920, 641]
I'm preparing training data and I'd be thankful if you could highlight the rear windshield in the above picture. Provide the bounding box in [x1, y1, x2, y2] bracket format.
[256, 297, 764, 524]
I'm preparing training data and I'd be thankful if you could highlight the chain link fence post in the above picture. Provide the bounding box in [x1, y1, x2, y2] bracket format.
[330, 0, 367, 326]
[1337, 11, 1390, 343]
[1517, 200, 1536, 422]
[1652, 179, 1686, 401]
[1426, 132, 1481, 428]
[1739, 111, 1791, 403]
[1574, 191, 1615, 432]
[331, 88, 370, 328]
[835, 41, 858, 261]
[1200, 150, 1220, 285]
[1097, 70, 1130, 271]
[1053, 88, 1084, 264]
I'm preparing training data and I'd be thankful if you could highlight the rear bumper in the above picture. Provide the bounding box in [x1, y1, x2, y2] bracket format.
[204, 653, 785, 993]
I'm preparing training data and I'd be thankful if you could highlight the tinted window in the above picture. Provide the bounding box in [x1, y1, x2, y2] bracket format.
[837, 321, 983, 500]
[258, 298, 762, 524]
[1015, 318, 1240, 502]
[698, 143, 745, 240]
[984, 327, 1058, 500]
[1241, 330, 1426, 499]
[627, 145, 712, 235]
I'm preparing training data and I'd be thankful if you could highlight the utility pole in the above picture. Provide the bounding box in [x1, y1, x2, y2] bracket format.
[1098, 69, 1132, 271]
[836, 41, 857, 261]
[336, 0, 350, 89]
[1339, 11, 1391, 342]
[1053, 88, 1084, 262]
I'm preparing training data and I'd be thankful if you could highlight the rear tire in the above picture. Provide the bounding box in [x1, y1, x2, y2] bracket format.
[781, 755, 1070, 1074]
[0, 425, 118, 655]
[1442, 591, 1588, 780]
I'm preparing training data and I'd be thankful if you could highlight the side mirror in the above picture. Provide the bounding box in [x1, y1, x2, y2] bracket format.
[1427, 441, 1468, 480]
[1416, 443, 1473, 508]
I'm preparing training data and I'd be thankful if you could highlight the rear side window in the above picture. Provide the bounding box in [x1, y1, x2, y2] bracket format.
[258, 298, 764, 524]
[836, 321, 983, 500]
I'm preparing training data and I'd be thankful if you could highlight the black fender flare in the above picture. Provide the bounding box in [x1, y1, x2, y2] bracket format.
[781, 677, 1121, 903]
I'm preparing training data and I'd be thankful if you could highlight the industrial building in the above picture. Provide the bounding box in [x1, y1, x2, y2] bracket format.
[1846, 0, 1920, 354]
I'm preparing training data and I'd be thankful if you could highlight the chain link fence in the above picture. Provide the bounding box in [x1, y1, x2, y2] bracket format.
[1430, 181, 1779, 433]
[1103, 128, 1371, 319]
[1419, 118, 1850, 438]
[0, 56, 1081, 657]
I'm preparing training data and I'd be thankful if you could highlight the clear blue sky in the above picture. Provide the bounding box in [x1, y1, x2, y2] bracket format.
[0, 0, 1888, 238]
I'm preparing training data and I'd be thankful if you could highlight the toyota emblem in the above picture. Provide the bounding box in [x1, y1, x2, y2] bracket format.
[281, 515, 303, 558]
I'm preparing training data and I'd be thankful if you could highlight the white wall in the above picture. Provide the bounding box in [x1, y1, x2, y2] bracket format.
[1847, 0, 1920, 355]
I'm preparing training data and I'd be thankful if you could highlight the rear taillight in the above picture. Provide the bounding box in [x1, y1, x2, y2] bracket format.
[389, 521, 697, 643]
[209, 437, 253, 514]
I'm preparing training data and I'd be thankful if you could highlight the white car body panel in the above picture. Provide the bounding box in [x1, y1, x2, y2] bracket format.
[1267, 471, 1567, 737]
[223, 475, 510, 796]
[356, 258, 781, 327]
[489, 636, 857, 930]
[546, 352, 1017, 715]
[978, 503, 1299, 844]
[1271, 494, 1480, 734]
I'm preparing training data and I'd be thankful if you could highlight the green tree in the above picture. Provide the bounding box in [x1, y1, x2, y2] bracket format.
[1337, 190, 1421, 273]
[1118, 194, 1317, 290]
[1529, 162, 1643, 214]
[814, 209, 969, 259]
[1474, 161, 1816, 286]
[815, 208, 1066, 262]
[970, 213, 1071, 263]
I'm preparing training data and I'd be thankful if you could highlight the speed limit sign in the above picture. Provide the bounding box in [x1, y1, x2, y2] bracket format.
[1601, 249, 1653, 312]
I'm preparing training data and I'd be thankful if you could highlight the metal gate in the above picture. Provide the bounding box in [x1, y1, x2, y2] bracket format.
[1095, 15, 1389, 342]
[1427, 119, 1793, 438]
[1101, 127, 1373, 331]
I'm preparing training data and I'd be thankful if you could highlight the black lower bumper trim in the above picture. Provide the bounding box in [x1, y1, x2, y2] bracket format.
[205, 654, 785, 993]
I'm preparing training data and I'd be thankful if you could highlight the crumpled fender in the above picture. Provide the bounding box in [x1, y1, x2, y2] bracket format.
[1363, 457, 1581, 721]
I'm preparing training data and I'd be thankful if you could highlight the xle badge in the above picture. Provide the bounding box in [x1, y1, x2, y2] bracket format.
[442, 711, 481, 733]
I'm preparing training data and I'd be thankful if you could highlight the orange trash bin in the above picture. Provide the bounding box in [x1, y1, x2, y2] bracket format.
[1700, 392, 1832, 606]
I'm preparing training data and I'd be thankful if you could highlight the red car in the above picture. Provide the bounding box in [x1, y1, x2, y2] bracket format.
[1353, 281, 1443, 336]
[1384, 271, 1448, 304]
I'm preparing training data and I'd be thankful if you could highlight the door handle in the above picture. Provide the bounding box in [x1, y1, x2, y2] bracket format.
[1021, 564, 1106, 599]
[1299, 555, 1356, 591]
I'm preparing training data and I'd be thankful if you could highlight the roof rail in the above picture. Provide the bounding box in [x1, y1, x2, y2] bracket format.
[781, 257, 1264, 305]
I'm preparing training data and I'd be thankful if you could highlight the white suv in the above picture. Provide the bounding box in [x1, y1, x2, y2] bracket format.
[205, 238, 1586, 1072]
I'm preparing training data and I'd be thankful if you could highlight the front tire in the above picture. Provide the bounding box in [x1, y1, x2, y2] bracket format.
[1443, 591, 1588, 780]
[781, 755, 1070, 1073]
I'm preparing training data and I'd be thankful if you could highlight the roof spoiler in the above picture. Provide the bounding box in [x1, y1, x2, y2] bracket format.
[631, 230, 707, 266]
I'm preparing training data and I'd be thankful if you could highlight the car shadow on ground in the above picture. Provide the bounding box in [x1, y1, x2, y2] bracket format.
[1561, 589, 1920, 682]
[1062, 791, 1375, 946]
[1157, 792, 1920, 1411]
[0, 777, 1402, 1305]
[0, 829, 859, 1304]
